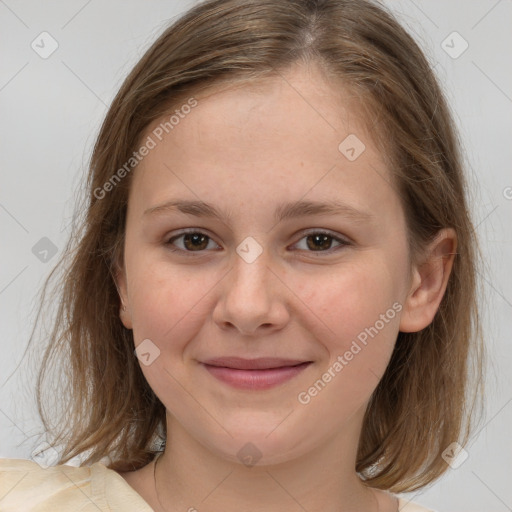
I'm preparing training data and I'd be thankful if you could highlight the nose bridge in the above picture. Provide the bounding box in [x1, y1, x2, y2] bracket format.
[214, 238, 288, 334]
[229, 240, 273, 304]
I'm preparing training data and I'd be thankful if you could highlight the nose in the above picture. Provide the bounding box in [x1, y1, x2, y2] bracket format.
[212, 247, 290, 337]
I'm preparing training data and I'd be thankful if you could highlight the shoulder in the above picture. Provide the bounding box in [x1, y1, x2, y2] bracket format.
[0, 458, 152, 511]
[398, 497, 439, 512]
[0, 458, 106, 511]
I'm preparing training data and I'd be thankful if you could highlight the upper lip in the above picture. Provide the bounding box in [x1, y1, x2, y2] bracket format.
[201, 357, 311, 370]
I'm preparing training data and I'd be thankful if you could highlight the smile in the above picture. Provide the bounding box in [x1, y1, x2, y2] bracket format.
[200, 358, 313, 390]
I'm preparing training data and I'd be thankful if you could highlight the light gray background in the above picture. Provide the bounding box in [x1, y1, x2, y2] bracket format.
[1, 1, 511, 511]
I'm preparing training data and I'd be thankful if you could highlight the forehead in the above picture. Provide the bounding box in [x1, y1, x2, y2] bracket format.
[128, 63, 399, 223]
[181, 63, 377, 149]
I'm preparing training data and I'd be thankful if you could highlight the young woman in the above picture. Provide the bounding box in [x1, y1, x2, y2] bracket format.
[0, 1, 484, 511]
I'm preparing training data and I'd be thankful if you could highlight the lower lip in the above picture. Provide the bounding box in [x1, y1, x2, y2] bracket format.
[202, 362, 312, 390]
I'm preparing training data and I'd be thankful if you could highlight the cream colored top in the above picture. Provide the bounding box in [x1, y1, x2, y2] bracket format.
[0, 458, 437, 511]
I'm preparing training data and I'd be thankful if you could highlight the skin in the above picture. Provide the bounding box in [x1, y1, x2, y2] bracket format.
[115, 61, 456, 512]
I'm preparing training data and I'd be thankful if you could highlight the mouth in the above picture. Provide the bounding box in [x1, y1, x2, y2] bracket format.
[200, 357, 313, 390]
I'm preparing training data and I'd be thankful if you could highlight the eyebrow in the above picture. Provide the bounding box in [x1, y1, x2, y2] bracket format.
[143, 199, 373, 226]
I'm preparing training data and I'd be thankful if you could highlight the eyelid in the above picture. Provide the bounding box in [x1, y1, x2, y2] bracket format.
[296, 228, 351, 244]
[165, 228, 222, 252]
[165, 227, 351, 255]
[289, 228, 351, 255]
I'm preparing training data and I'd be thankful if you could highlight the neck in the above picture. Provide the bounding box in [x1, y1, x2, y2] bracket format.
[153, 409, 378, 512]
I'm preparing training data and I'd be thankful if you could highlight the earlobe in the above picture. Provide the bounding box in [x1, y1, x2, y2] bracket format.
[399, 228, 457, 333]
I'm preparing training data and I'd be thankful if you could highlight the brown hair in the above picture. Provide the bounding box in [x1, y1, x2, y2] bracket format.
[31, 0, 484, 492]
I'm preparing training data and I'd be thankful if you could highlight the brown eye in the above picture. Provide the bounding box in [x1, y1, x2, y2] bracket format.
[166, 231, 220, 253]
[293, 230, 350, 254]
[182, 233, 209, 251]
[306, 233, 334, 251]
[165, 229, 350, 257]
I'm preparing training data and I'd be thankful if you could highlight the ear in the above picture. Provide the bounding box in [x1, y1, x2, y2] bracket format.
[399, 228, 457, 333]
[114, 260, 133, 330]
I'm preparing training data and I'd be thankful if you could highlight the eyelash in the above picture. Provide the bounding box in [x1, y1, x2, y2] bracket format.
[164, 228, 351, 256]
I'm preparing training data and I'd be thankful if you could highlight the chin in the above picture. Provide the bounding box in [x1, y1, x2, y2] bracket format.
[196, 419, 317, 468]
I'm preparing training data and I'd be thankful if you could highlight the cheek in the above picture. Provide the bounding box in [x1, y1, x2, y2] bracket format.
[127, 256, 205, 349]
[126, 259, 212, 413]
[297, 255, 402, 360]
[294, 261, 403, 420]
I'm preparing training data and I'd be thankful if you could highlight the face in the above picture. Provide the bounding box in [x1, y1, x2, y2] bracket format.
[116, 62, 416, 465]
